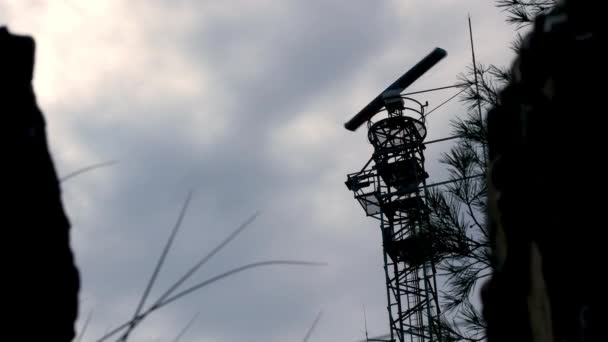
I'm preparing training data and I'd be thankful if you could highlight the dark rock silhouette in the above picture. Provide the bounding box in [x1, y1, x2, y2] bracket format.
[1, 26, 79, 340]
[484, 2, 598, 342]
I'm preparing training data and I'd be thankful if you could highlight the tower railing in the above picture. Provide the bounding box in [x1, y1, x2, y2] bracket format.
[346, 96, 442, 342]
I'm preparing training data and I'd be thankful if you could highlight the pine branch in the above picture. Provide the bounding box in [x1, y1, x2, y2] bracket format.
[460, 301, 487, 337]
[495, 0, 556, 28]
[432, 3, 557, 339]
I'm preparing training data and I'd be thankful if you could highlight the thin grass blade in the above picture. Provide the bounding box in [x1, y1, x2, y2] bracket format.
[151, 212, 260, 307]
[171, 312, 200, 342]
[101, 259, 327, 340]
[76, 309, 94, 342]
[118, 190, 194, 341]
[302, 310, 323, 342]
[60, 160, 118, 182]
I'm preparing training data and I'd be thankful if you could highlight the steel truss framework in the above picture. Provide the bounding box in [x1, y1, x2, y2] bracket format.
[346, 97, 442, 342]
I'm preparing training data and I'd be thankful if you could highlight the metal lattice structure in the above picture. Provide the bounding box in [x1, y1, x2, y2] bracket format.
[346, 96, 443, 342]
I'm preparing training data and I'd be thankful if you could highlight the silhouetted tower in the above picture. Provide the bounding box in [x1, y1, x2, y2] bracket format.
[344, 48, 446, 342]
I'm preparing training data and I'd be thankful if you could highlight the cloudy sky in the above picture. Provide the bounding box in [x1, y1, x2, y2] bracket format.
[2, 1, 518, 341]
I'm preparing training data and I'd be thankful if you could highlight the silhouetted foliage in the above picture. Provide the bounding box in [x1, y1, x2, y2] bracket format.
[496, 0, 556, 28]
[428, 1, 556, 339]
[427, 65, 496, 341]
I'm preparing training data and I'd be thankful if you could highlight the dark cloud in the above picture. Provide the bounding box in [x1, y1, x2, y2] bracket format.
[2, 1, 517, 341]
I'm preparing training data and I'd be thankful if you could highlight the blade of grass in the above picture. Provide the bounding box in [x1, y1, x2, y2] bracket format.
[60, 160, 118, 182]
[171, 312, 200, 342]
[157, 260, 328, 309]
[97, 260, 327, 341]
[302, 310, 323, 342]
[97, 212, 259, 342]
[118, 190, 193, 341]
[76, 309, 93, 342]
[151, 211, 260, 308]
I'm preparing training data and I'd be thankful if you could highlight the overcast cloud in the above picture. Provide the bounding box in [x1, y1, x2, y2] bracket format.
[1, 1, 517, 341]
